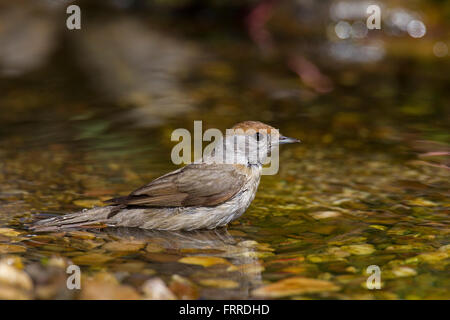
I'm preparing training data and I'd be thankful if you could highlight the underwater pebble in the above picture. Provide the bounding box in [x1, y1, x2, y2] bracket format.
[252, 277, 340, 298]
[238, 240, 259, 247]
[68, 231, 96, 240]
[406, 198, 438, 207]
[0, 228, 22, 237]
[145, 252, 181, 263]
[169, 275, 199, 300]
[306, 247, 351, 263]
[256, 243, 275, 252]
[71, 239, 104, 251]
[0, 244, 26, 254]
[0, 255, 24, 269]
[345, 266, 357, 273]
[390, 204, 411, 214]
[385, 244, 415, 251]
[369, 225, 387, 231]
[178, 256, 229, 267]
[309, 211, 341, 219]
[416, 251, 448, 263]
[145, 243, 164, 253]
[307, 254, 345, 263]
[227, 264, 265, 274]
[199, 278, 239, 289]
[81, 279, 141, 300]
[341, 244, 375, 255]
[72, 253, 113, 265]
[318, 272, 333, 281]
[47, 256, 69, 269]
[0, 263, 33, 291]
[142, 278, 176, 300]
[329, 237, 367, 246]
[327, 247, 352, 258]
[103, 241, 145, 252]
[391, 266, 417, 278]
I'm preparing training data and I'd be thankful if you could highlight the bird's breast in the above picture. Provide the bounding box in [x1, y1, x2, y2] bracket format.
[230, 164, 261, 212]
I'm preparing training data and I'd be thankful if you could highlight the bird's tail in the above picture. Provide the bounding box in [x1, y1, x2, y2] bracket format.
[29, 206, 119, 232]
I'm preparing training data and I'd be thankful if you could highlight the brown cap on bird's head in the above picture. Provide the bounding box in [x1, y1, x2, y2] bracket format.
[231, 121, 277, 134]
[231, 121, 300, 144]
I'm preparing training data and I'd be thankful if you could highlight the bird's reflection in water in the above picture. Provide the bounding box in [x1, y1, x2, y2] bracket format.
[100, 227, 264, 299]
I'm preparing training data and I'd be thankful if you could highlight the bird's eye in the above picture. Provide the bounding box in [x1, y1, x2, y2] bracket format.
[255, 132, 261, 141]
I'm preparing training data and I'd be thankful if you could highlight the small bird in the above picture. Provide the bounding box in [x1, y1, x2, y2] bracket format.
[31, 121, 299, 232]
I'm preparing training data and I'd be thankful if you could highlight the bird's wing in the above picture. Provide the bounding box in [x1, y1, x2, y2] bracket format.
[105, 164, 248, 207]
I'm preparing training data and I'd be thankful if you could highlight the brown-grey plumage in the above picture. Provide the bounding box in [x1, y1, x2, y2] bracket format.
[105, 164, 247, 207]
[30, 121, 299, 232]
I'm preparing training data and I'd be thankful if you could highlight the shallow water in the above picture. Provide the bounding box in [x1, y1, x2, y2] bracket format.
[0, 2, 449, 299]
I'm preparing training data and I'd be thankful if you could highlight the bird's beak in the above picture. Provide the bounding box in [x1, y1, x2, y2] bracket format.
[278, 135, 301, 145]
